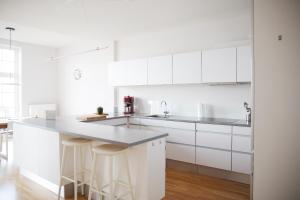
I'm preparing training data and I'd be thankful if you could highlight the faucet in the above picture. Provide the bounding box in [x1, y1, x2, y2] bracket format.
[161, 100, 169, 118]
[244, 102, 252, 124]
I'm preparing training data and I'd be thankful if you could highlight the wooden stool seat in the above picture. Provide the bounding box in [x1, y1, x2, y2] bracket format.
[62, 138, 92, 146]
[92, 144, 127, 155]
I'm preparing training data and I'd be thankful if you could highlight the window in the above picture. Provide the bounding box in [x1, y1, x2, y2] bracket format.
[0, 46, 21, 119]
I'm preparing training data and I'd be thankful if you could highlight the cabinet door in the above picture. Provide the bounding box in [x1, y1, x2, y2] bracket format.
[202, 47, 237, 83]
[232, 126, 251, 136]
[126, 58, 148, 85]
[148, 138, 166, 200]
[232, 135, 251, 153]
[166, 143, 195, 164]
[232, 152, 251, 174]
[166, 128, 195, 145]
[196, 147, 231, 170]
[148, 55, 172, 85]
[237, 46, 252, 82]
[173, 51, 202, 84]
[196, 132, 231, 150]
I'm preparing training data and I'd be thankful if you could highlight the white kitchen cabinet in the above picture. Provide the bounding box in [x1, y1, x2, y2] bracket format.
[108, 58, 148, 86]
[140, 118, 195, 130]
[196, 147, 231, 170]
[232, 126, 251, 136]
[232, 152, 251, 174]
[165, 128, 195, 145]
[148, 138, 166, 200]
[237, 46, 252, 82]
[196, 123, 232, 134]
[126, 58, 148, 85]
[173, 51, 202, 84]
[196, 131, 231, 150]
[166, 143, 195, 164]
[202, 47, 237, 83]
[232, 135, 251, 153]
[148, 55, 173, 85]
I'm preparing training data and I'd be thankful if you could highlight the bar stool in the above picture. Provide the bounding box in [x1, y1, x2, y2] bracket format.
[58, 138, 93, 200]
[0, 130, 12, 160]
[88, 144, 135, 200]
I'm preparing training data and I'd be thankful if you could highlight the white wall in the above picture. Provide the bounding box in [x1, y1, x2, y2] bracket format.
[253, 0, 300, 199]
[0, 38, 57, 117]
[117, 14, 251, 60]
[118, 84, 251, 119]
[57, 41, 114, 116]
[116, 13, 252, 119]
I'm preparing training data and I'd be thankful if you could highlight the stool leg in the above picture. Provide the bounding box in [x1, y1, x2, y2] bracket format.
[58, 145, 67, 200]
[80, 147, 85, 195]
[109, 156, 114, 200]
[124, 152, 135, 200]
[88, 152, 97, 200]
[5, 132, 8, 158]
[0, 133, 2, 153]
[74, 146, 78, 200]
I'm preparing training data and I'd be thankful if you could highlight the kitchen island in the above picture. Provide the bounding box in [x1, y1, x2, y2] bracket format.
[13, 118, 168, 200]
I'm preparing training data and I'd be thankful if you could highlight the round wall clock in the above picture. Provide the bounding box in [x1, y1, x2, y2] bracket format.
[73, 68, 82, 80]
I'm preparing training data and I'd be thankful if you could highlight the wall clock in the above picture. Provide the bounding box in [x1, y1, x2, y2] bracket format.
[73, 68, 82, 80]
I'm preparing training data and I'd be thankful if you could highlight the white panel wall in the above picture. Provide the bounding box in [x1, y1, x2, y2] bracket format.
[254, 0, 300, 200]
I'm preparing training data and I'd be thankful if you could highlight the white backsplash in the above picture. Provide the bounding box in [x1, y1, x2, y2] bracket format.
[118, 84, 251, 120]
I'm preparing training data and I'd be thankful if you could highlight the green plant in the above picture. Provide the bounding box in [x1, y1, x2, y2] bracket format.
[97, 106, 103, 115]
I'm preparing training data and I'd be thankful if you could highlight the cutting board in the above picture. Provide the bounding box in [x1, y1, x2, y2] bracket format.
[78, 113, 108, 122]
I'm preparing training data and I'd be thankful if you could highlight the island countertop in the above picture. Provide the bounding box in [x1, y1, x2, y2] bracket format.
[13, 118, 168, 147]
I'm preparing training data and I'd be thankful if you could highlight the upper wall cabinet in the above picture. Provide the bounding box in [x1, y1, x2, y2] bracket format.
[202, 47, 237, 83]
[173, 51, 202, 84]
[237, 46, 252, 82]
[108, 58, 148, 86]
[148, 55, 173, 85]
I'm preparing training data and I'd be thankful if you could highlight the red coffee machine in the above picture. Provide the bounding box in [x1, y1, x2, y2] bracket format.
[123, 96, 134, 114]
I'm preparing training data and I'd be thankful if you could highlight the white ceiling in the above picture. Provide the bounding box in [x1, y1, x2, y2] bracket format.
[0, 0, 251, 47]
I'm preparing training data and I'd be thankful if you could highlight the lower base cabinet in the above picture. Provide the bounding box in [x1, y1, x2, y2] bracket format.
[232, 152, 251, 174]
[196, 147, 231, 170]
[166, 143, 195, 164]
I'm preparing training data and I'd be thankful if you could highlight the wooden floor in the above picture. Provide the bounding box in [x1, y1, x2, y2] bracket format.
[0, 139, 250, 200]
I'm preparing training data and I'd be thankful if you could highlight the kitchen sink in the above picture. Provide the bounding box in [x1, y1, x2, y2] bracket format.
[146, 114, 169, 118]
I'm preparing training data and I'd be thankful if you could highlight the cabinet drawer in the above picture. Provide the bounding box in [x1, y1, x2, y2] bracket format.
[166, 128, 195, 145]
[196, 132, 231, 150]
[164, 121, 195, 130]
[233, 126, 251, 136]
[232, 135, 251, 153]
[166, 143, 195, 164]
[140, 119, 195, 130]
[232, 152, 251, 174]
[196, 123, 231, 134]
[196, 147, 231, 170]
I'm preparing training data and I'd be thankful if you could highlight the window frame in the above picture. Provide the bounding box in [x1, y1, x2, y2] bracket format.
[0, 44, 22, 119]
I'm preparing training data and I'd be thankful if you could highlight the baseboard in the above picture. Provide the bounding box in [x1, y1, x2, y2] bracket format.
[20, 168, 64, 197]
[166, 159, 250, 184]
